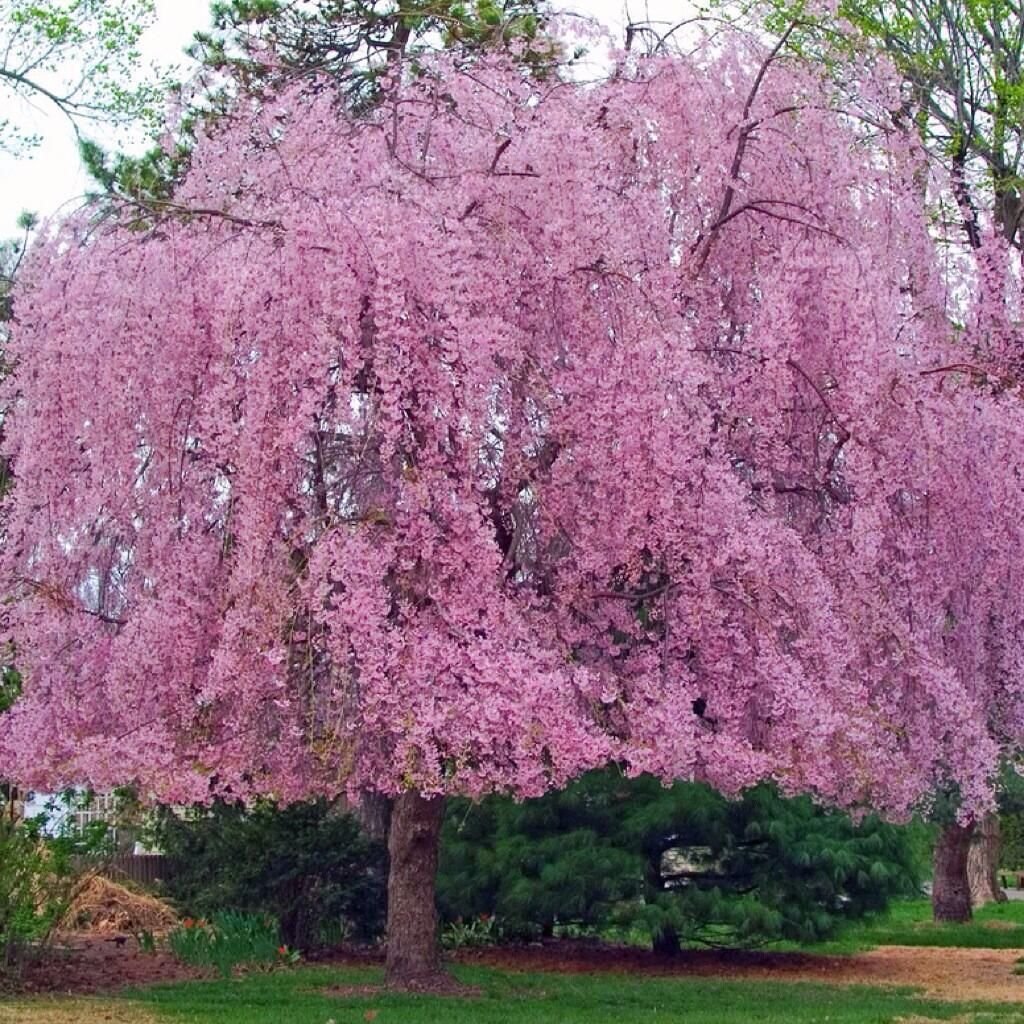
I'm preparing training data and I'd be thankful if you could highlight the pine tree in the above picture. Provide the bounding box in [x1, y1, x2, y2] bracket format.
[440, 769, 924, 950]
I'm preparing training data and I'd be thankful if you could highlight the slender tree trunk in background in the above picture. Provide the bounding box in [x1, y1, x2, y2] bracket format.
[932, 821, 974, 922]
[355, 791, 393, 844]
[385, 791, 446, 989]
[968, 813, 1007, 907]
[652, 926, 681, 956]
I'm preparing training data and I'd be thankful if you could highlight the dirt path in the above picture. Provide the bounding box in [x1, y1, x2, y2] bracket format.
[0, 1000, 157, 1024]
[773, 945, 1024, 1003]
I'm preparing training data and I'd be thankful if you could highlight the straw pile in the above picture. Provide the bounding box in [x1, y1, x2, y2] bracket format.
[60, 875, 179, 935]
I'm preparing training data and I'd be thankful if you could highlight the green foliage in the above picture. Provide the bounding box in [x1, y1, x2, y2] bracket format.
[1002, 813, 1024, 870]
[997, 766, 1024, 869]
[440, 770, 644, 940]
[439, 769, 923, 949]
[0, 666, 21, 714]
[79, 138, 190, 207]
[167, 910, 286, 978]
[0, 800, 112, 982]
[150, 798, 386, 951]
[0, 820, 61, 978]
[193, 0, 556, 101]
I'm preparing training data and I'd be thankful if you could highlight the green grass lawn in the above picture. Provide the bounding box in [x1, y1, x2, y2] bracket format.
[6, 899, 1024, 1024]
[806, 898, 1024, 952]
[115, 965, 1023, 1024]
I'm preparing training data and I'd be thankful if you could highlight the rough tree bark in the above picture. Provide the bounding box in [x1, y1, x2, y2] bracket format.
[354, 791, 393, 844]
[967, 813, 1007, 908]
[385, 791, 446, 989]
[932, 821, 974, 922]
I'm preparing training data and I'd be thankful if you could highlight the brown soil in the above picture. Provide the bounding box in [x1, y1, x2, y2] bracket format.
[9, 936, 1024, 1004]
[13, 936, 204, 996]
[453, 940, 1024, 1004]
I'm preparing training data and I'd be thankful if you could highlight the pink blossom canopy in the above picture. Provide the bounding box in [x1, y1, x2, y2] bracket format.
[3, 40, 1023, 814]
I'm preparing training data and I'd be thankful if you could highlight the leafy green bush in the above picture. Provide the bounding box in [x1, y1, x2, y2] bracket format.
[167, 910, 289, 978]
[150, 798, 386, 951]
[0, 805, 111, 982]
[439, 769, 924, 951]
[0, 819, 60, 977]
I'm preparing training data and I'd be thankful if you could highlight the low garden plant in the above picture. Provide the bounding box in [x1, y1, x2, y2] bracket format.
[441, 913, 502, 949]
[167, 910, 293, 978]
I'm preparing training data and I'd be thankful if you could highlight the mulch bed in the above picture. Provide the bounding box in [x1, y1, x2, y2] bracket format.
[13, 936, 204, 996]
[327, 938, 1024, 1003]
[10, 935, 1024, 1004]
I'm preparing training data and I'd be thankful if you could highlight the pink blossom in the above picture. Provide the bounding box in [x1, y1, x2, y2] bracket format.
[1, 43, 1021, 820]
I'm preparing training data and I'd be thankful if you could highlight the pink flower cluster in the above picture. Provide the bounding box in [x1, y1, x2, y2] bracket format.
[2, 38, 1022, 818]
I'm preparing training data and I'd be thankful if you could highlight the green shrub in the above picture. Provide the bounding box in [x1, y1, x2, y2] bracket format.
[0, 804, 111, 983]
[439, 769, 923, 951]
[167, 910, 288, 978]
[150, 798, 386, 951]
[0, 819, 60, 977]
[2, 671, 117, 982]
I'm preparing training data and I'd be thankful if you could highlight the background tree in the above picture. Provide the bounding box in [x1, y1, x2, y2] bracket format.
[0, 215, 34, 821]
[0, 668, 20, 821]
[0, 0, 166, 152]
[837, 0, 1024, 921]
[1000, 767, 1024, 872]
[706, 0, 1023, 251]
[0, 212, 35, 343]
[192, 0, 555, 104]
[838, 0, 1024, 249]
[703, 0, 1024, 922]
[3, 31, 1024, 988]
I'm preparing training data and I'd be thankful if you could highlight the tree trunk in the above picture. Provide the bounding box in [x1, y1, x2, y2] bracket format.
[968, 813, 1007, 908]
[385, 791, 446, 989]
[652, 926, 681, 956]
[932, 821, 974, 922]
[355, 791, 393, 844]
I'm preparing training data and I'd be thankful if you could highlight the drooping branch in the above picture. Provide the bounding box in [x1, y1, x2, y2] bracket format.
[691, 21, 802, 275]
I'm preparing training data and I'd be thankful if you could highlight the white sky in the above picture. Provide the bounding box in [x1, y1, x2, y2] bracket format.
[0, 0, 687, 235]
